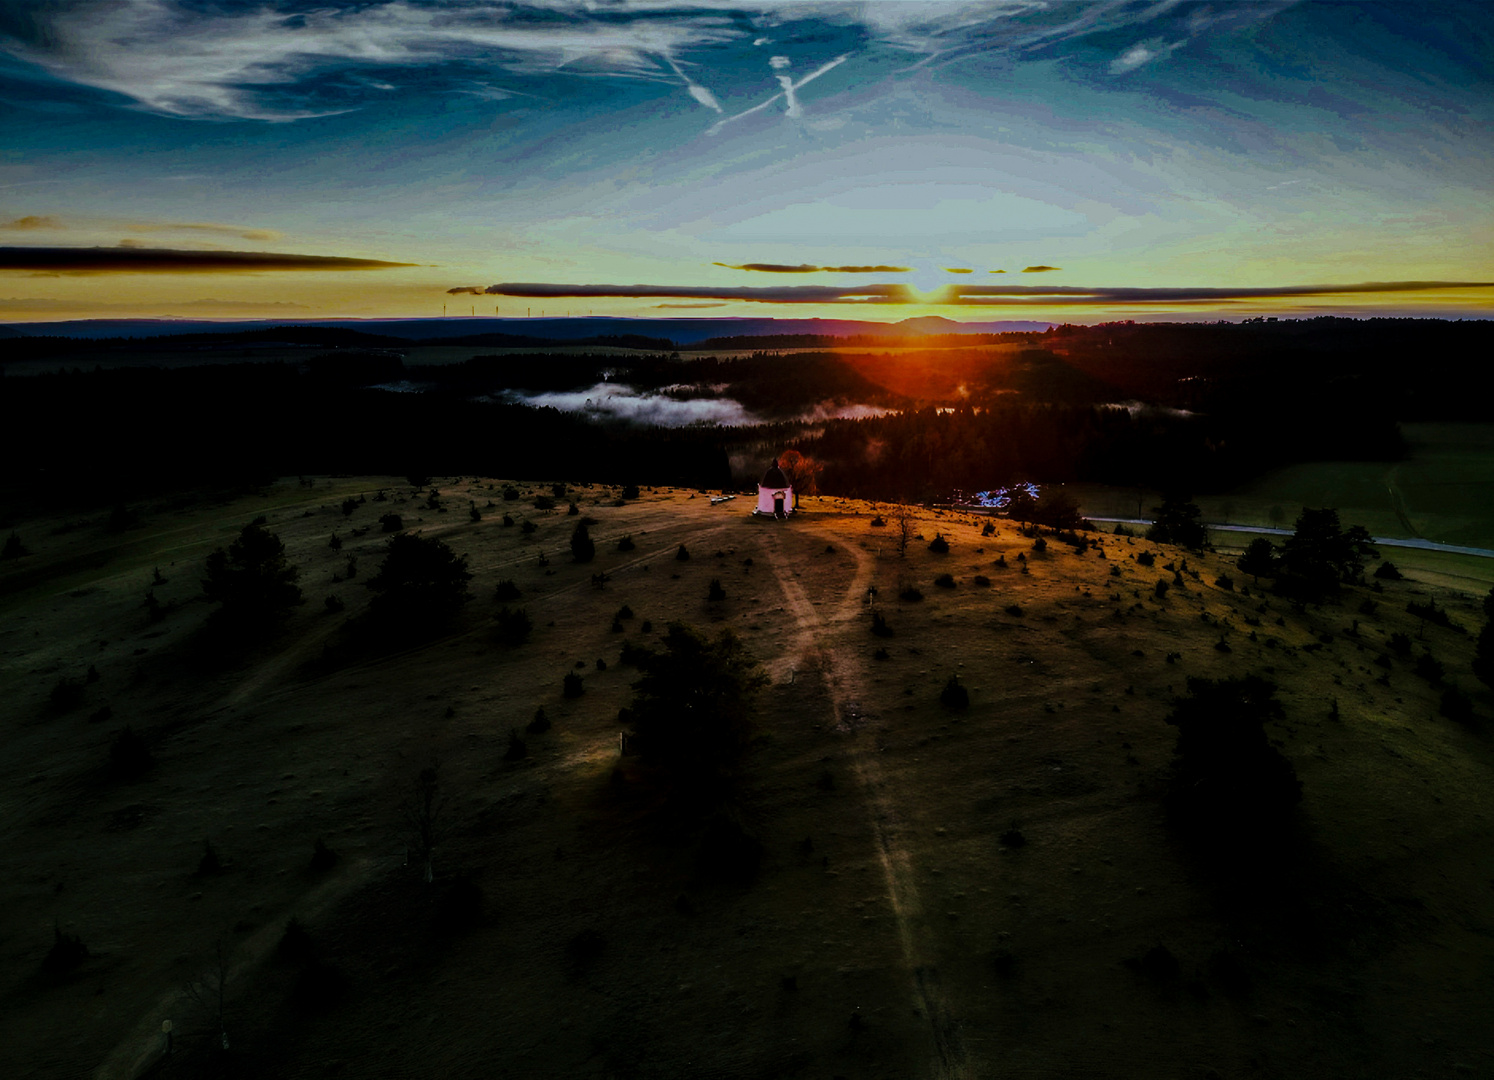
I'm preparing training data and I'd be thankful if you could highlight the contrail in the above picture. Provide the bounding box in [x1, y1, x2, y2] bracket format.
[709, 54, 848, 134]
[663, 53, 721, 112]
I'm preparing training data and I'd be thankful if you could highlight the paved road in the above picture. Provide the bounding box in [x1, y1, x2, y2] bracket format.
[1085, 518, 1494, 559]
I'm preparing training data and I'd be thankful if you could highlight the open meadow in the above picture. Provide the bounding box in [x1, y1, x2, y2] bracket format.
[2, 478, 1491, 1079]
[1066, 424, 1494, 559]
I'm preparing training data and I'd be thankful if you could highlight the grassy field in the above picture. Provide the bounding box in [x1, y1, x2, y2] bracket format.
[1, 479, 1491, 1079]
[1067, 423, 1494, 554]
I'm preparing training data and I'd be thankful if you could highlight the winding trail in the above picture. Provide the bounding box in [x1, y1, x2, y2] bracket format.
[761, 523, 973, 1080]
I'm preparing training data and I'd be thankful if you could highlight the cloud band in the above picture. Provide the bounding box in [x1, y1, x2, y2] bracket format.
[0, 246, 414, 273]
[454, 279, 1494, 307]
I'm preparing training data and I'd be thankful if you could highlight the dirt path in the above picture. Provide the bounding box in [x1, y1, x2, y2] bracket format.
[760, 523, 973, 1080]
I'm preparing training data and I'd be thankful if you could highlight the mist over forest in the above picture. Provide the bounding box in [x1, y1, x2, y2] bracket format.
[2, 317, 1489, 512]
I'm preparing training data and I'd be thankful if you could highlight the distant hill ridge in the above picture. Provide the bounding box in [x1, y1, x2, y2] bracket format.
[0, 315, 1055, 346]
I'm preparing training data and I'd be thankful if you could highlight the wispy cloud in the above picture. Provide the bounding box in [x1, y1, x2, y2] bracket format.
[0, 246, 414, 273]
[470, 281, 910, 303]
[123, 221, 282, 242]
[944, 267, 974, 274]
[0, 0, 1300, 125]
[0, 297, 311, 313]
[949, 280, 1494, 304]
[1109, 39, 1186, 75]
[0, 0, 742, 120]
[712, 262, 912, 274]
[1, 215, 63, 230]
[1022, 265, 1061, 273]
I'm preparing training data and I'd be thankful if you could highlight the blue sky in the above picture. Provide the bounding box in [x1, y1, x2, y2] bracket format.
[2, 0, 1490, 321]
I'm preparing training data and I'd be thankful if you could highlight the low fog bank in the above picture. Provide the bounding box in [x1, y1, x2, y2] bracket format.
[503, 383, 757, 428]
[501, 382, 898, 429]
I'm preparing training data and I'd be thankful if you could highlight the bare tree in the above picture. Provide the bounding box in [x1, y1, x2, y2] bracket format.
[404, 765, 447, 884]
[183, 938, 231, 1051]
[896, 509, 915, 558]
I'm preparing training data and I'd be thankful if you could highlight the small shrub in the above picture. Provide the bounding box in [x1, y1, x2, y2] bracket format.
[520, 519, 537, 535]
[1004, 603, 1024, 617]
[617, 535, 636, 552]
[870, 516, 886, 527]
[504, 729, 528, 761]
[564, 927, 607, 978]
[49, 676, 85, 713]
[621, 483, 641, 500]
[570, 522, 596, 563]
[615, 604, 634, 621]
[563, 671, 584, 698]
[496, 606, 532, 646]
[470, 504, 482, 522]
[899, 584, 924, 602]
[1000, 827, 1026, 848]
[1155, 579, 1170, 598]
[1407, 599, 1460, 631]
[982, 521, 996, 536]
[973, 575, 991, 587]
[278, 917, 317, 964]
[1136, 551, 1155, 567]
[873, 647, 890, 660]
[341, 497, 359, 517]
[707, 579, 726, 602]
[196, 838, 222, 876]
[1374, 560, 1403, 580]
[502, 486, 520, 501]
[109, 726, 154, 779]
[640, 619, 652, 633]
[1389, 631, 1413, 656]
[871, 611, 894, 637]
[552, 483, 568, 498]
[435, 876, 483, 935]
[1032, 536, 1047, 553]
[527, 707, 551, 734]
[501, 513, 514, 527]
[1413, 652, 1445, 684]
[379, 513, 403, 533]
[1215, 575, 1234, 591]
[939, 675, 970, 710]
[696, 813, 763, 885]
[1113, 524, 1135, 537]
[533, 495, 556, 510]
[1, 532, 30, 560]
[41, 925, 89, 974]
[328, 533, 342, 550]
[676, 544, 690, 562]
[934, 573, 956, 589]
[494, 580, 521, 602]
[309, 838, 339, 873]
[1439, 685, 1474, 724]
[928, 534, 950, 554]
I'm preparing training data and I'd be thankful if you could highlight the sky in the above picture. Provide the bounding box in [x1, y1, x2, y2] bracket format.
[1, 0, 1491, 323]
